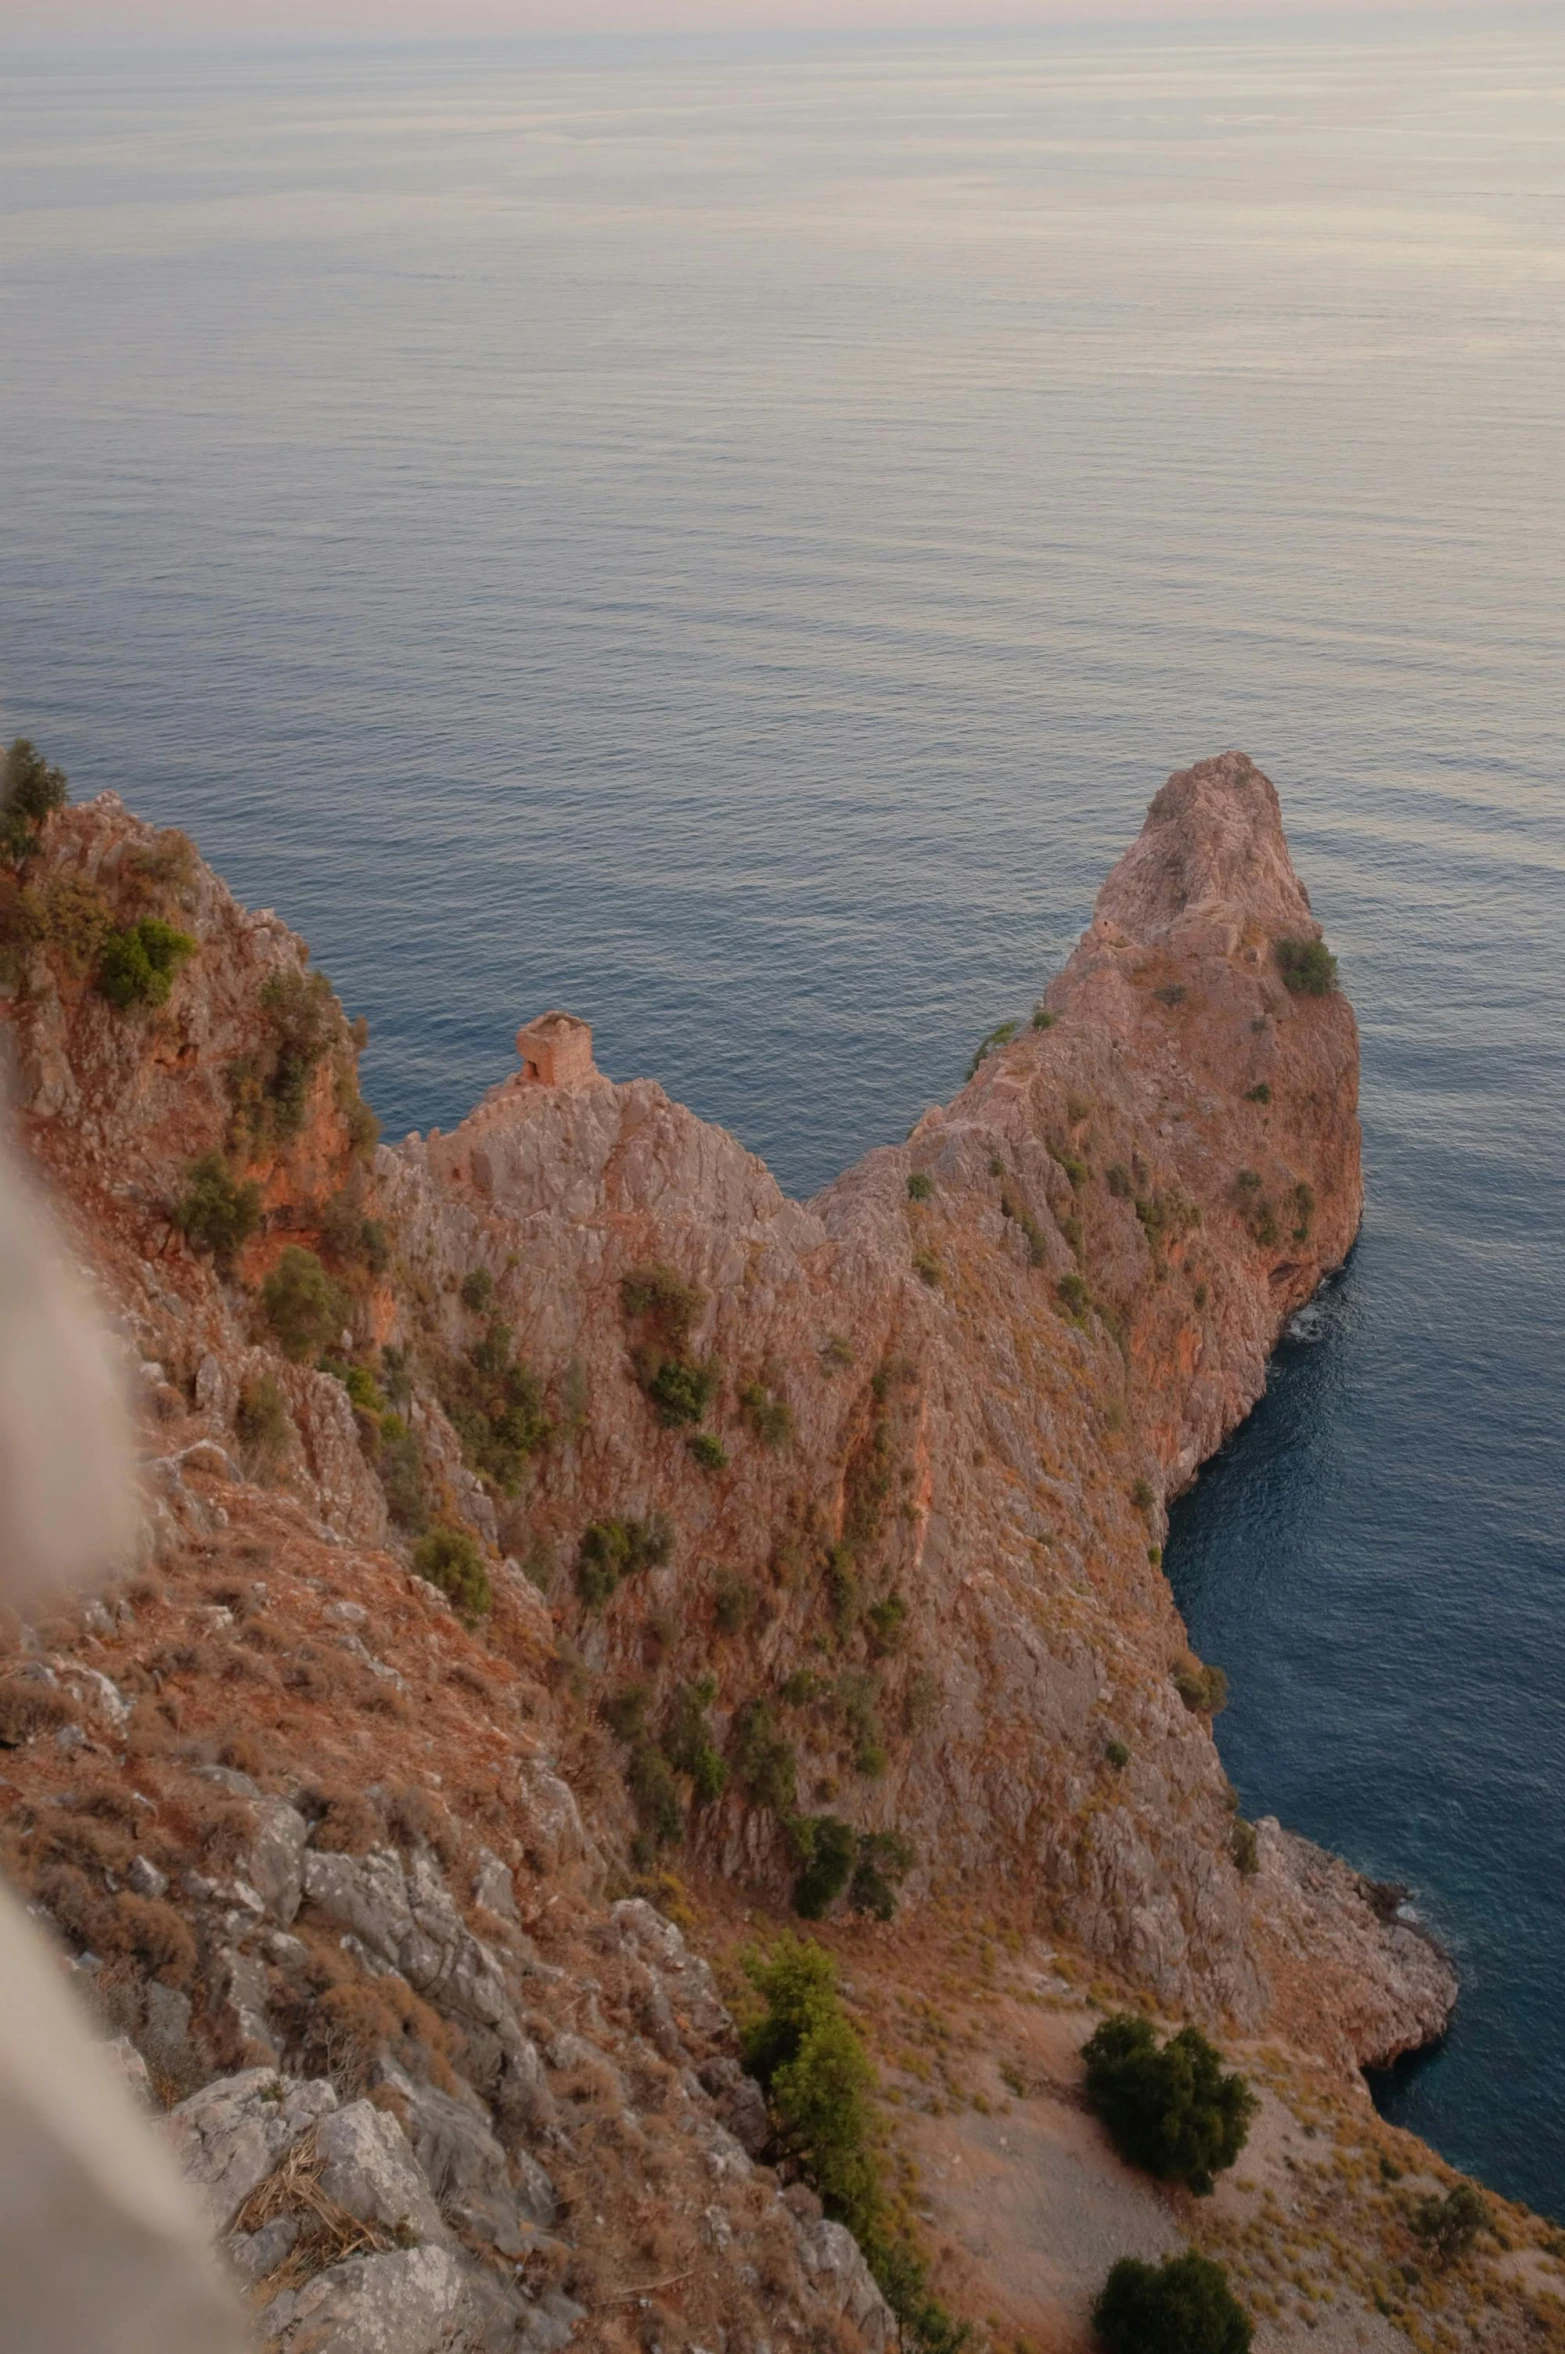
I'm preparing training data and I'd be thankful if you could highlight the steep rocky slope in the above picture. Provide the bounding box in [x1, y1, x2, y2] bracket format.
[0, 749, 1506, 2354]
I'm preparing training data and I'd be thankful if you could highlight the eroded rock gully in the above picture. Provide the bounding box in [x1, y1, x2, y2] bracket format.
[0, 751, 1460, 2351]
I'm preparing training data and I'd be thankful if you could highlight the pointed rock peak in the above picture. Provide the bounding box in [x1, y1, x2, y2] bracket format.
[1093, 750, 1317, 948]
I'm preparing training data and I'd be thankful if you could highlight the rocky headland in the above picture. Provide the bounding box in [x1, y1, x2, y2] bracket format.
[3, 749, 1544, 2354]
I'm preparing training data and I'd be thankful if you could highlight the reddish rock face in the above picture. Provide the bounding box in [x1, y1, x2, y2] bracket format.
[0, 751, 1448, 2093]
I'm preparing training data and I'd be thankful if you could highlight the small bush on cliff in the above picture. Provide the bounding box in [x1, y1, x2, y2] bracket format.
[459, 1266, 493, 1314]
[3, 737, 68, 825]
[1230, 1818, 1259, 1876]
[688, 1430, 729, 1472]
[174, 1153, 263, 1273]
[412, 1526, 492, 1620]
[98, 916, 196, 1009]
[661, 1677, 728, 1803]
[739, 1378, 794, 1448]
[441, 1317, 550, 1493]
[377, 1413, 428, 1532]
[620, 1262, 722, 1427]
[732, 1698, 797, 1813]
[906, 1170, 933, 1201]
[1275, 934, 1337, 996]
[0, 737, 68, 859]
[1173, 1654, 1229, 1717]
[849, 1829, 915, 1921]
[712, 1566, 757, 1633]
[1082, 2014, 1255, 2194]
[627, 1744, 684, 1852]
[966, 1019, 1018, 1081]
[1411, 2182, 1488, 2264]
[647, 1352, 721, 1426]
[791, 1816, 913, 1922]
[1057, 1272, 1090, 1320]
[227, 967, 337, 1154]
[261, 1246, 347, 1361]
[575, 1513, 673, 1609]
[792, 1815, 857, 1918]
[1093, 2252, 1252, 2354]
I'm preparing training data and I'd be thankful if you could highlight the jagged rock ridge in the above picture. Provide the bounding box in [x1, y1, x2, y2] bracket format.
[0, 750, 1458, 2352]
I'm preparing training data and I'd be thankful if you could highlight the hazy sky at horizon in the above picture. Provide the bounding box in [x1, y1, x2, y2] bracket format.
[1, 0, 1526, 55]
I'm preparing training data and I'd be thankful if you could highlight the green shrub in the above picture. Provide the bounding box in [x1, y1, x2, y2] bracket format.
[742, 1936, 878, 2218]
[713, 1567, 757, 1635]
[1411, 2182, 1487, 2264]
[741, 1937, 966, 2352]
[1031, 1002, 1055, 1030]
[619, 1265, 720, 1423]
[173, 1153, 262, 1272]
[821, 1332, 856, 1372]
[661, 1677, 728, 1803]
[1244, 1082, 1272, 1105]
[377, 1413, 427, 1533]
[824, 1544, 860, 1636]
[1274, 935, 1338, 996]
[459, 1267, 493, 1313]
[261, 1247, 346, 1361]
[440, 1316, 550, 1492]
[793, 1815, 857, 1918]
[906, 1171, 934, 1202]
[8, 871, 113, 975]
[620, 1261, 703, 1346]
[1105, 1162, 1132, 1199]
[2, 737, 68, 827]
[689, 1430, 729, 1472]
[411, 1526, 492, 1619]
[1104, 1738, 1130, 1771]
[628, 1743, 684, 1850]
[1290, 1179, 1315, 1242]
[849, 1829, 914, 1920]
[1230, 1819, 1259, 1877]
[1093, 2252, 1252, 2354]
[601, 1683, 650, 1744]
[649, 1353, 721, 1426]
[1082, 2014, 1255, 2194]
[739, 1380, 794, 1448]
[98, 918, 196, 1009]
[912, 1247, 941, 1288]
[575, 1513, 673, 1609]
[1173, 1655, 1228, 1717]
[235, 1373, 292, 1473]
[1057, 1272, 1090, 1319]
[866, 1592, 907, 1656]
[1130, 1477, 1155, 1513]
[733, 1699, 797, 1813]
[966, 1020, 1018, 1080]
[228, 968, 336, 1152]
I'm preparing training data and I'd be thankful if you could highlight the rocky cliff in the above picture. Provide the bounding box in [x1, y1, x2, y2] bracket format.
[0, 750, 1489, 2354]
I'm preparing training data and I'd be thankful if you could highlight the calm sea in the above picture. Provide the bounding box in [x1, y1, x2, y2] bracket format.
[3, 13, 1563, 2214]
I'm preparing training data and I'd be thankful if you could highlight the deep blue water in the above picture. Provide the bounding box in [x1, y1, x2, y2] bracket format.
[2, 18, 1563, 2213]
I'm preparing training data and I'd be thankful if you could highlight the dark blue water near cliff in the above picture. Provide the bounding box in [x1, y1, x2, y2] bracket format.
[3, 17, 1564, 2212]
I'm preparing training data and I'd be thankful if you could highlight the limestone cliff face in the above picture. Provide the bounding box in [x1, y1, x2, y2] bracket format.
[0, 748, 1469, 2350]
[0, 752, 1446, 2086]
[374, 751, 1403, 2050]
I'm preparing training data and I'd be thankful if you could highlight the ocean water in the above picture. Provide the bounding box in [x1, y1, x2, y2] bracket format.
[3, 15, 1563, 2212]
